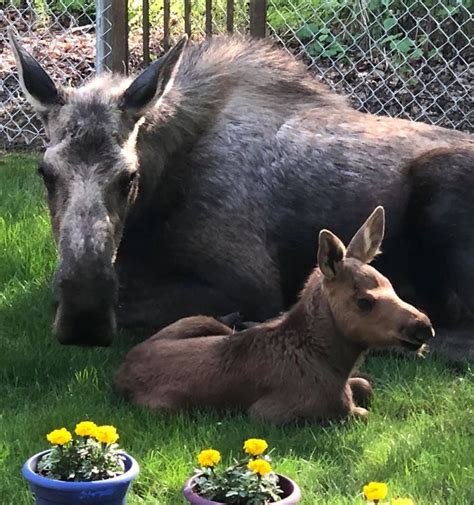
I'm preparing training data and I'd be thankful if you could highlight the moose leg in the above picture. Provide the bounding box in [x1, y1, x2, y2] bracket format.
[419, 241, 474, 362]
[117, 279, 237, 332]
[348, 377, 373, 409]
[428, 324, 474, 363]
[216, 312, 261, 330]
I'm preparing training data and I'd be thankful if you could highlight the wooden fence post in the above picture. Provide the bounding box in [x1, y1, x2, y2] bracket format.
[143, 0, 150, 67]
[163, 0, 171, 50]
[226, 0, 234, 33]
[184, 0, 192, 37]
[205, 0, 213, 36]
[111, 0, 128, 73]
[249, 0, 267, 38]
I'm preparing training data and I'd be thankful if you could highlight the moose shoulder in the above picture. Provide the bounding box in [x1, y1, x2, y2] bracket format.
[9, 32, 473, 358]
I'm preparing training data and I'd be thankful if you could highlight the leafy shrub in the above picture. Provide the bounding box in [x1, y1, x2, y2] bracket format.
[269, 0, 472, 62]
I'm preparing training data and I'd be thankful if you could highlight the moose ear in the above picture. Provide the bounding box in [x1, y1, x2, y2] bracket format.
[318, 229, 346, 280]
[346, 206, 385, 264]
[119, 36, 188, 116]
[8, 29, 63, 113]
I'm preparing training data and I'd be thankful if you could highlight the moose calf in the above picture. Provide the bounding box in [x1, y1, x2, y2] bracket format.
[115, 207, 434, 423]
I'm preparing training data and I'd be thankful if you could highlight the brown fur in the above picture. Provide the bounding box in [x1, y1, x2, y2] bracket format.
[115, 208, 433, 423]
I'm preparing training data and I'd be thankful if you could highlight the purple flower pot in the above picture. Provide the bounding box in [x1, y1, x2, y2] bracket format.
[22, 450, 139, 505]
[183, 473, 301, 504]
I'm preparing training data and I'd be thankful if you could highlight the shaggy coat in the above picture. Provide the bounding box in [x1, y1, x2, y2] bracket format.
[9, 32, 472, 358]
[115, 208, 434, 423]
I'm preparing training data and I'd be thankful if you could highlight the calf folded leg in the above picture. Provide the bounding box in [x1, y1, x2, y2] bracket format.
[131, 389, 188, 413]
[148, 316, 233, 342]
[351, 406, 369, 421]
[348, 377, 373, 408]
[248, 393, 351, 424]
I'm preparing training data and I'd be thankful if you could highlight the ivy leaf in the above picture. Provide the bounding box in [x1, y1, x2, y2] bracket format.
[383, 17, 397, 31]
[391, 37, 415, 55]
[296, 23, 319, 39]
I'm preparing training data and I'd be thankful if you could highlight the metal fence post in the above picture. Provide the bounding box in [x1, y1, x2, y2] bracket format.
[96, 0, 110, 74]
[96, 0, 128, 74]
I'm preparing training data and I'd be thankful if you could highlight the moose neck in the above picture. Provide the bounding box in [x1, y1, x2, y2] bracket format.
[134, 75, 229, 192]
[283, 275, 366, 378]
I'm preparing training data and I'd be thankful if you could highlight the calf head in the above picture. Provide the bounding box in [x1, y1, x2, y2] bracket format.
[9, 30, 187, 345]
[318, 207, 434, 351]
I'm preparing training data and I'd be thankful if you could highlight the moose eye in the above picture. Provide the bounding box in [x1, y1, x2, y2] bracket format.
[118, 170, 138, 195]
[357, 297, 375, 312]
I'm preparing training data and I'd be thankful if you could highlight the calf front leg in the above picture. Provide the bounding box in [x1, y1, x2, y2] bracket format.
[351, 406, 369, 421]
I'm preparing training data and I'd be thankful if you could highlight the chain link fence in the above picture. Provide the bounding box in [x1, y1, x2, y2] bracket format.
[1, 1, 98, 149]
[268, 0, 472, 131]
[1, 1, 472, 150]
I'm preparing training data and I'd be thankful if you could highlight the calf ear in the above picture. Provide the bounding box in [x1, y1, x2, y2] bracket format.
[8, 29, 63, 114]
[346, 206, 385, 264]
[119, 36, 188, 117]
[318, 230, 346, 280]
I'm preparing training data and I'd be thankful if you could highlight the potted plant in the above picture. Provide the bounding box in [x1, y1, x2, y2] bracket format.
[22, 421, 139, 504]
[183, 438, 301, 504]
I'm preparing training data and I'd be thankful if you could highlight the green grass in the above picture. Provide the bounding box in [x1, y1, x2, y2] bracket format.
[0, 153, 473, 504]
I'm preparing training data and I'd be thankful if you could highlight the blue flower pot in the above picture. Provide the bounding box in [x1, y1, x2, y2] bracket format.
[22, 450, 139, 505]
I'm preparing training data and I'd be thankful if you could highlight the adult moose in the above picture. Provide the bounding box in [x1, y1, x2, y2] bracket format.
[9, 32, 473, 359]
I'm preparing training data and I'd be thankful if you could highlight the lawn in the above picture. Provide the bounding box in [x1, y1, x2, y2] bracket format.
[0, 153, 473, 505]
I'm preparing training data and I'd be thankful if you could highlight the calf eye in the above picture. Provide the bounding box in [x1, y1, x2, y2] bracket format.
[357, 297, 375, 312]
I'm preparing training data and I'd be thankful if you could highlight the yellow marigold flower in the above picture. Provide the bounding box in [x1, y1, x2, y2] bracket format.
[75, 421, 97, 437]
[392, 499, 414, 505]
[243, 438, 268, 456]
[363, 482, 388, 502]
[93, 425, 119, 444]
[46, 428, 72, 446]
[197, 449, 221, 467]
[248, 459, 272, 476]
